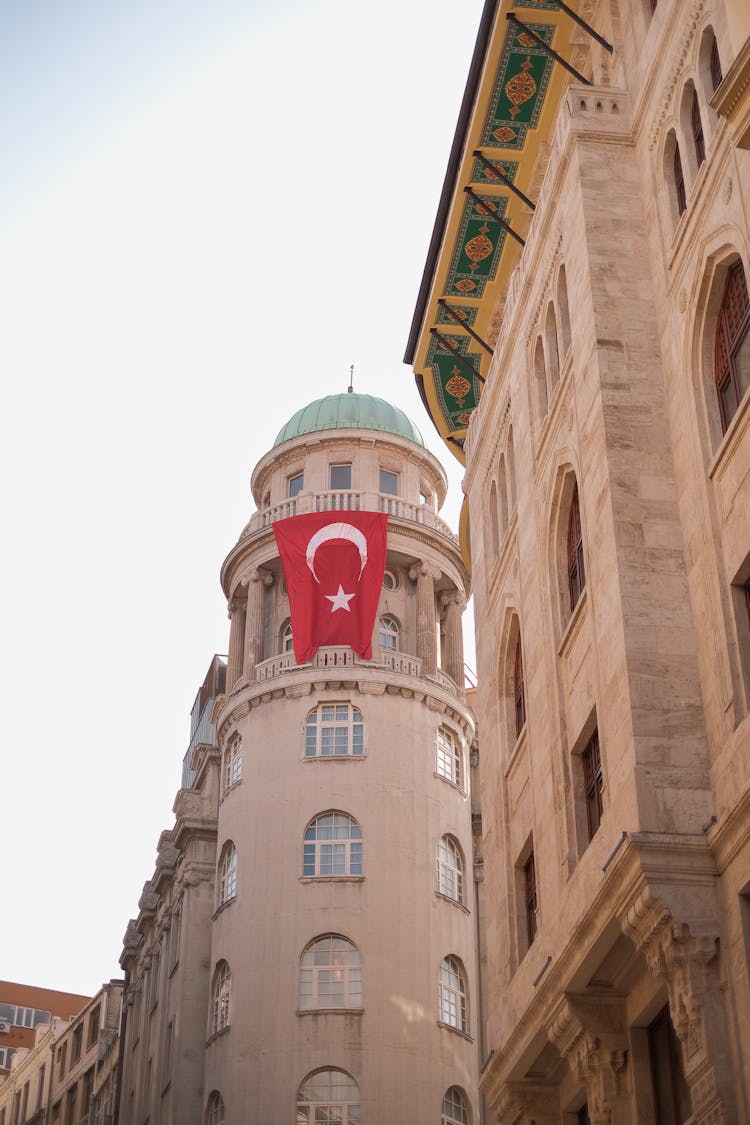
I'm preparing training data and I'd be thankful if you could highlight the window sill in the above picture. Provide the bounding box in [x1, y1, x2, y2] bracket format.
[708, 387, 750, 481]
[206, 1025, 230, 1047]
[437, 1021, 473, 1043]
[297, 1007, 363, 1016]
[435, 891, 470, 915]
[433, 772, 466, 796]
[558, 586, 588, 658]
[303, 754, 367, 763]
[299, 875, 365, 884]
[219, 778, 243, 805]
[212, 896, 237, 921]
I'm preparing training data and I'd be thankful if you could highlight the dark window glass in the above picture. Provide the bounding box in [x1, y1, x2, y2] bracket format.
[673, 144, 686, 215]
[648, 1006, 692, 1124]
[582, 730, 604, 841]
[514, 637, 526, 738]
[691, 89, 705, 166]
[524, 851, 537, 946]
[567, 485, 586, 612]
[329, 464, 352, 490]
[288, 473, 304, 498]
[577, 1106, 591, 1125]
[714, 262, 750, 432]
[379, 469, 399, 496]
[710, 36, 723, 90]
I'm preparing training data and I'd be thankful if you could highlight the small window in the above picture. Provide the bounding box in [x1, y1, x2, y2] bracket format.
[673, 142, 686, 216]
[582, 730, 604, 841]
[379, 468, 399, 496]
[567, 485, 586, 613]
[288, 472, 304, 498]
[205, 1091, 225, 1125]
[378, 615, 399, 650]
[437, 836, 464, 904]
[329, 464, 352, 490]
[305, 703, 364, 758]
[439, 956, 467, 1032]
[299, 935, 362, 1010]
[715, 261, 750, 432]
[691, 87, 705, 167]
[524, 851, 538, 947]
[303, 812, 363, 877]
[217, 841, 238, 906]
[282, 620, 294, 654]
[296, 1070, 360, 1124]
[382, 569, 398, 591]
[442, 1087, 470, 1125]
[211, 962, 231, 1035]
[436, 728, 462, 788]
[224, 740, 242, 790]
[514, 637, 526, 738]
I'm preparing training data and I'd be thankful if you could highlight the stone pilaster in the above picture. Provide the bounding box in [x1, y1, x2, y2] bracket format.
[243, 568, 272, 680]
[440, 589, 465, 689]
[409, 562, 440, 675]
[548, 996, 630, 1125]
[227, 594, 246, 690]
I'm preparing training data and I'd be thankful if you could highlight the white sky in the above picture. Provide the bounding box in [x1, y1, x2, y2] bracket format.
[1, 0, 483, 997]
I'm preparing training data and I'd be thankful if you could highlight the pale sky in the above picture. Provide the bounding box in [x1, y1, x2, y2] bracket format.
[1, 0, 483, 997]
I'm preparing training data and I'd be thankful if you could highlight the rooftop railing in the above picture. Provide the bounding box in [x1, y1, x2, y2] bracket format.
[253, 646, 459, 694]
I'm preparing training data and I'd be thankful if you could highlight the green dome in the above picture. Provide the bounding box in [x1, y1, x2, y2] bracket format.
[273, 393, 425, 448]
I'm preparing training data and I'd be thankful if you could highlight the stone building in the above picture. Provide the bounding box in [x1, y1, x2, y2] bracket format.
[0, 983, 90, 1081]
[117, 393, 478, 1124]
[406, 0, 750, 1121]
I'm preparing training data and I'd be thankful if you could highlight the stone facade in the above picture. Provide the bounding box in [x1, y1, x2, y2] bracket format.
[453, 0, 750, 1120]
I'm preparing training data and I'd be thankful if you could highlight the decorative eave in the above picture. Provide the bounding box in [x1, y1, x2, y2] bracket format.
[404, 0, 592, 469]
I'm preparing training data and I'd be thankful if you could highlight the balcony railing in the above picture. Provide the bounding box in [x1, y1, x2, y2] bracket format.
[241, 490, 458, 546]
[253, 646, 459, 694]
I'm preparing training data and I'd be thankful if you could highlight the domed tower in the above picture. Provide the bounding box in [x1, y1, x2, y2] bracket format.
[206, 393, 477, 1122]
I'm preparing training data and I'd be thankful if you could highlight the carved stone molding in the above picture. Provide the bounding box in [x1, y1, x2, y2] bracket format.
[548, 995, 629, 1125]
[494, 1079, 560, 1124]
[138, 881, 159, 915]
[408, 560, 442, 582]
[647, 0, 705, 150]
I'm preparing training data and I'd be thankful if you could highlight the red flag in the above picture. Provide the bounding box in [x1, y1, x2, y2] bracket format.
[273, 511, 388, 664]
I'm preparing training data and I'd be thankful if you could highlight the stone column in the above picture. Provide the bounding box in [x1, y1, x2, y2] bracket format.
[226, 596, 246, 690]
[243, 569, 273, 680]
[440, 589, 466, 689]
[548, 996, 630, 1125]
[409, 562, 440, 675]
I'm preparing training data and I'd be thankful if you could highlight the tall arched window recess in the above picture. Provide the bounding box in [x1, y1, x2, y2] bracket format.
[489, 480, 500, 560]
[281, 619, 294, 655]
[305, 703, 364, 757]
[567, 484, 586, 613]
[378, 615, 399, 650]
[715, 260, 750, 432]
[545, 302, 560, 391]
[710, 34, 723, 89]
[296, 1070, 360, 1124]
[534, 336, 548, 419]
[439, 956, 468, 1033]
[299, 935, 362, 1010]
[442, 1087, 470, 1125]
[514, 636, 526, 738]
[437, 836, 464, 905]
[691, 87, 705, 167]
[673, 141, 687, 216]
[217, 841, 237, 907]
[211, 961, 231, 1035]
[556, 265, 572, 357]
[205, 1092, 225, 1125]
[303, 812, 363, 877]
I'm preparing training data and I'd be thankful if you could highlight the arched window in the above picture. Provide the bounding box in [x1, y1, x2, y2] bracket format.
[303, 812, 363, 877]
[299, 935, 362, 1009]
[296, 1070, 360, 1124]
[224, 739, 242, 790]
[506, 427, 517, 513]
[211, 962, 231, 1035]
[567, 485, 586, 612]
[673, 141, 686, 216]
[378, 615, 399, 650]
[437, 836, 464, 904]
[710, 34, 723, 90]
[497, 455, 509, 535]
[489, 480, 500, 559]
[281, 620, 294, 654]
[305, 703, 364, 757]
[217, 842, 237, 907]
[442, 1087, 470, 1125]
[691, 87, 705, 167]
[205, 1091, 225, 1125]
[534, 336, 548, 418]
[514, 637, 526, 738]
[556, 265, 572, 357]
[439, 956, 467, 1032]
[435, 728, 462, 789]
[545, 302, 560, 390]
[715, 261, 750, 432]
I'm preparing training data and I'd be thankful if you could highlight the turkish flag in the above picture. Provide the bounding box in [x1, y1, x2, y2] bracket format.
[273, 511, 388, 664]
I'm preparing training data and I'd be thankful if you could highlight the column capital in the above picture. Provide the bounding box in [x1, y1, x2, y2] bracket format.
[409, 560, 441, 582]
[440, 588, 466, 611]
[247, 566, 274, 587]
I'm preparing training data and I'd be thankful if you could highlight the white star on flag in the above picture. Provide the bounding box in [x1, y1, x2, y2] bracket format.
[325, 585, 356, 613]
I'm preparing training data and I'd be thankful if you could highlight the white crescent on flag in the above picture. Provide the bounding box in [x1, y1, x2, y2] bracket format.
[306, 522, 368, 584]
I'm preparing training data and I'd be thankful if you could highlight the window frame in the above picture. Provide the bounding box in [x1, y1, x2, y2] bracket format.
[379, 468, 399, 496]
[673, 141, 686, 216]
[296, 1069, 360, 1124]
[298, 934, 363, 1011]
[524, 851, 538, 947]
[305, 703, 364, 758]
[435, 727, 462, 789]
[378, 614, 399, 651]
[205, 1091, 225, 1125]
[582, 730, 604, 842]
[567, 484, 586, 613]
[714, 260, 750, 433]
[303, 812, 363, 878]
[437, 835, 465, 905]
[691, 86, 705, 167]
[514, 636, 526, 738]
[438, 955, 468, 1034]
[329, 463, 352, 491]
[288, 472, 304, 498]
[211, 962, 231, 1036]
[442, 1087, 470, 1125]
[217, 841, 238, 907]
[224, 739, 242, 791]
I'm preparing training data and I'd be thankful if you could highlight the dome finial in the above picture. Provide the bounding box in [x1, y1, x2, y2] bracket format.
[347, 364, 354, 394]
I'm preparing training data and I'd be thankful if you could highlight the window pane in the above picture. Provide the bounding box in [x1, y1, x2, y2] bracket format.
[289, 473, 304, 497]
[379, 469, 398, 495]
[329, 464, 352, 490]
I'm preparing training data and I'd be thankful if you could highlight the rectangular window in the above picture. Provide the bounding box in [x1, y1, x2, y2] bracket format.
[524, 851, 538, 947]
[149, 955, 161, 1010]
[582, 730, 604, 841]
[648, 1006, 691, 1122]
[87, 1004, 100, 1049]
[379, 469, 399, 496]
[72, 1023, 83, 1063]
[435, 728, 461, 788]
[329, 464, 352, 490]
[38, 1064, 46, 1111]
[288, 472, 304, 498]
[57, 1042, 67, 1080]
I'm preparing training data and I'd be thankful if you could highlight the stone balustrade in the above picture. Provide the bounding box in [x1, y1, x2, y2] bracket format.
[253, 645, 459, 692]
